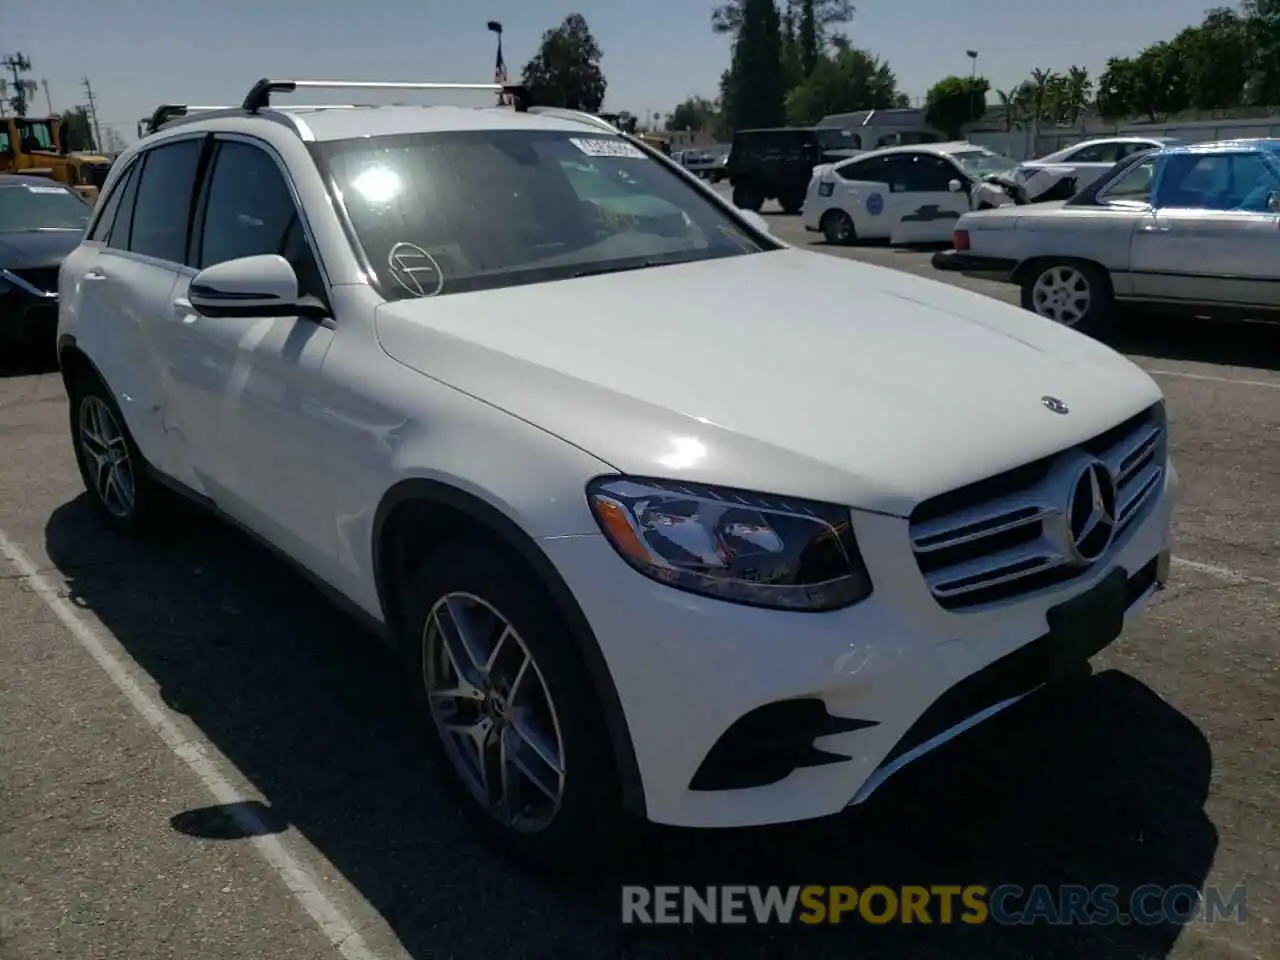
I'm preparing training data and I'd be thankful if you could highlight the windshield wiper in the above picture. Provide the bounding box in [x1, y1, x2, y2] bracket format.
[570, 259, 661, 279]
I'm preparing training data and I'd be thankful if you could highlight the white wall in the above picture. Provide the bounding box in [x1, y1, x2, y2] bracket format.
[968, 115, 1280, 160]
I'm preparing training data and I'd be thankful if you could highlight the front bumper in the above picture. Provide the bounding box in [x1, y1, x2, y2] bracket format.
[0, 289, 58, 347]
[931, 249, 1017, 281]
[540, 469, 1174, 828]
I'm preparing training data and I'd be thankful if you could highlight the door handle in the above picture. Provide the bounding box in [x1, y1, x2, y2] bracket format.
[84, 268, 107, 280]
[1138, 224, 1170, 233]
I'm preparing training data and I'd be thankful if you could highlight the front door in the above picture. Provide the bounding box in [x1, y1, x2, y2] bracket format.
[167, 137, 339, 574]
[883, 153, 971, 244]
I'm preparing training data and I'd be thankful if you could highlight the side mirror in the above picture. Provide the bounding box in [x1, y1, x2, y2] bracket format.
[738, 209, 771, 235]
[1268, 190, 1280, 214]
[948, 178, 964, 193]
[189, 254, 319, 319]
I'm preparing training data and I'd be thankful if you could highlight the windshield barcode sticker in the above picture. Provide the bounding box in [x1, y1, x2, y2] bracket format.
[26, 185, 67, 194]
[570, 137, 646, 160]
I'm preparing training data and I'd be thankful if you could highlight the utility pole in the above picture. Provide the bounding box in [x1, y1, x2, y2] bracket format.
[41, 78, 53, 114]
[81, 76, 103, 152]
[2, 52, 33, 116]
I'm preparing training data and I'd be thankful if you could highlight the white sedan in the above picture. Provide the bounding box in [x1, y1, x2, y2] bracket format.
[802, 142, 1021, 245]
[1013, 136, 1184, 201]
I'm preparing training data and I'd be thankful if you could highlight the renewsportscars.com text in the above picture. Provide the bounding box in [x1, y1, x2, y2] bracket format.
[621, 884, 1247, 926]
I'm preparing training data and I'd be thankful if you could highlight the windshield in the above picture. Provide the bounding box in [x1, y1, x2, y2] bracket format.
[16, 119, 56, 152]
[314, 129, 766, 299]
[0, 182, 91, 232]
[951, 149, 1018, 177]
[817, 129, 857, 151]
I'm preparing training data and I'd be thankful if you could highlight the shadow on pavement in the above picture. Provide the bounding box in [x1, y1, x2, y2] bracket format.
[1108, 312, 1280, 372]
[45, 497, 1218, 959]
[0, 344, 57, 379]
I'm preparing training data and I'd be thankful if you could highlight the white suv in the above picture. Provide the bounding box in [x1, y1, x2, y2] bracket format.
[57, 78, 1175, 867]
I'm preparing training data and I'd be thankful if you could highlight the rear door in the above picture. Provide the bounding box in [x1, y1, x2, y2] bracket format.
[62, 138, 209, 492]
[826, 154, 894, 239]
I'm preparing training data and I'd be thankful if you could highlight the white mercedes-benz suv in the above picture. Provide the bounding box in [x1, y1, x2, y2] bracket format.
[57, 78, 1174, 867]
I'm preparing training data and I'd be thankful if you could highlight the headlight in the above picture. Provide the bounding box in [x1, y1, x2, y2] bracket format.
[586, 477, 873, 611]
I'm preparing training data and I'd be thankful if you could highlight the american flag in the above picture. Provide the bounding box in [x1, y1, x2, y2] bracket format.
[495, 40, 510, 105]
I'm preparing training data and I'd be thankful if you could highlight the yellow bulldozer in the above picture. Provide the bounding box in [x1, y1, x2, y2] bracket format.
[0, 115, 112, 202]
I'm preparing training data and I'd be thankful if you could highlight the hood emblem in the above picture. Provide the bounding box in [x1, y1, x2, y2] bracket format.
[1042, 395, 1069, 415]
[1066, 460, 1117, 564]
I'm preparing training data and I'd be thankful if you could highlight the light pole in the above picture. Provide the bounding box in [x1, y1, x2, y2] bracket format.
[966, 50, 978, 130]
[487, 20, 506, 105]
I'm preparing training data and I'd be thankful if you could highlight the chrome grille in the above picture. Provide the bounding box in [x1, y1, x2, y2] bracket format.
[910, 404, 1166, 610]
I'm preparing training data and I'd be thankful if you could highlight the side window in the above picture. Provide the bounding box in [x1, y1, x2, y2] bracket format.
[1099, 157, 1156, 203]
[106, 159, 143, 251]
[88, 160, 136, 242]
[128, 138, 204, 263]
[887, 153, 956, 192]
[837, 156, 890, 182]
[1067, 142, 1118, 164]
[197, 141, 323, 296]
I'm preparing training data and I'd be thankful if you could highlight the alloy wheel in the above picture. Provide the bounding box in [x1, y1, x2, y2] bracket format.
[78, 395, 136, 518]
[1031, 265, 1091, 326]
[422, 592, 567, 833]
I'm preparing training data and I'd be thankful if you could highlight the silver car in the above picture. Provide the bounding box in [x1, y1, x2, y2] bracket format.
[932, 139, 1280, 336]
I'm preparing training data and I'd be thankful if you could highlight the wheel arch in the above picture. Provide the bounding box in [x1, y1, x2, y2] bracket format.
[371, 477, 647, 817]
[1012, 255, 1112, 289]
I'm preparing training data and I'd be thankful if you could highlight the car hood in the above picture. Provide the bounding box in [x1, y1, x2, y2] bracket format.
[0, 230, 83, 269]
[374, 249, 1162, 516]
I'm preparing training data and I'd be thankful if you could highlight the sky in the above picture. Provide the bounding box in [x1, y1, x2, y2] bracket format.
[2, 0, 1229, 145]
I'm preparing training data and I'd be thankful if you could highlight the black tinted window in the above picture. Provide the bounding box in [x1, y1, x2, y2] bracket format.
[886, 153, 956, 192]
[199, 142, 303, 267]
[88, 162, 134, 242]
[316, 129, 765, 300]
[106, 163, 142, 251]
[129, 139, 204, 262]
[837, 156, 891, 181]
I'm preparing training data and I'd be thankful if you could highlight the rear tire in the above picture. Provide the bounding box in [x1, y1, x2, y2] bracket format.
[67, 369, 172, 536]
[402, 540, 628, 873]
[732, 183, 764, 212]
[779, 189, 805, 215]
[1020, 259, 1114, 338]
[820, 209, 857, 245]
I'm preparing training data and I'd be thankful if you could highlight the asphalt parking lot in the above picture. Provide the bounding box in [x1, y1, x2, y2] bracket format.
[1, 204, 1277, 959]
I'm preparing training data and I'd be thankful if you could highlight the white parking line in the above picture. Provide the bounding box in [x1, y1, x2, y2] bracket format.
[0, 526, 393, 960]
[1145, 368, 1280, 390]
[1172, 556, 1278, 588]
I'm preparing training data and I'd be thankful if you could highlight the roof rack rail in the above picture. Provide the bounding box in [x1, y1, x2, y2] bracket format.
[526, 106, 619, 133]
[241, 78, 532, 113]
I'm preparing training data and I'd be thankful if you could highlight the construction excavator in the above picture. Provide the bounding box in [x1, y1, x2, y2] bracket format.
[0, 115, 111, 201]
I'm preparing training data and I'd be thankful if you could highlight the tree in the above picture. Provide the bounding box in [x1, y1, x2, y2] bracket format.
[994, 88, 1019, 131]
[665, 96, 719, 132]
[1242, 0, 1280, 105]
[1061, 66, 1092, 124]
[59, 107, 94, 151]
[798, 0, 819, 75]
[1172, 9, 1249, 110]
[923, 75, 989, 138]
[711, 0, 853, 42]
[724, 0, 787, 130]
[785, 46, 906, 125]
[1128, 41, 1190, 121]
[1095, 57, 1136, 121]
[520, 13, 607, 113]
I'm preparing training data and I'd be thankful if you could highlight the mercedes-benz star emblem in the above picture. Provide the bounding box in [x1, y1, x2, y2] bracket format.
[1042, 395, 1070, 415]
[1066, 460, 1117, 564]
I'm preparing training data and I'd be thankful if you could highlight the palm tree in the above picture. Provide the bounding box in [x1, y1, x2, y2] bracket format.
[1063, 66, 1092, 124]
[1029, 67, 1059, 126]
[995, 87, 1018, 130]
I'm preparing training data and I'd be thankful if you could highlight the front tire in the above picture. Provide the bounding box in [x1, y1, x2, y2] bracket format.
[67, 371, 169, 535]
[1021, 259, 1114, 338]
[402, 541, 626, 871]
